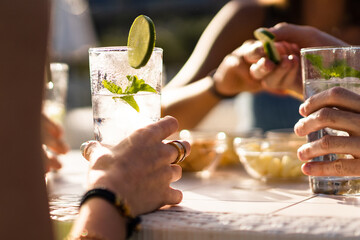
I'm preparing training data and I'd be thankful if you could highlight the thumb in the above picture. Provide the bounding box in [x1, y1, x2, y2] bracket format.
[80, 140, 111, 163]
[269, 22, 347, 48]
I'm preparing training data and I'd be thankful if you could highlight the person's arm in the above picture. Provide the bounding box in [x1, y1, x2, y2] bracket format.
[165, 0, 266, 89]
[162, 77, 221, 130]
[0, 0, 53, 239]
[162, 39, 298, 129]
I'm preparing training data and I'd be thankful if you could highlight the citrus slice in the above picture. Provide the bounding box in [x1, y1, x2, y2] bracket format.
[127, 15, 156, 69]
[254, 28, 280, 64]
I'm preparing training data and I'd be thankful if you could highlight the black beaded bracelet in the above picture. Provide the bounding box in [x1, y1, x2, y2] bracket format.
[208, 69, 238, 99]
[80, 188, 141, 239]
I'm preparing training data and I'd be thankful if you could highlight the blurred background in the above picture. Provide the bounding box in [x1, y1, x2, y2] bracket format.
[50, 0, 228, 109]
[49, 0, 229, 148]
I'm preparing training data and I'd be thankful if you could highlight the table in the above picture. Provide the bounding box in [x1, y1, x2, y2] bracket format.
[48, 151, 360, 240]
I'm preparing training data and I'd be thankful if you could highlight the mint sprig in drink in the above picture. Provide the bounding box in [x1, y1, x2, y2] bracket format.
[89, 15, 162, 145]
[301, 46, 360, 195]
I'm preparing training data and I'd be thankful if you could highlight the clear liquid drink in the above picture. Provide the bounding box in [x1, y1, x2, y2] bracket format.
[301, 47, 360, 195]
[44, 63, 69, 124]
[89, 47, 162, 145]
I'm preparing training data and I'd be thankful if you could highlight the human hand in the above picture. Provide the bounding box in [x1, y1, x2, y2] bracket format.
[81, 116, 191, 217]
[245, 23, 349, 99]
[42, 113, 69, 154]
[213, 37, 301, 97]
[43, 146, 62, 172]
[294, 87, 360, 176]
[269, 22, 348, 49]
[42, 113, 69, 172]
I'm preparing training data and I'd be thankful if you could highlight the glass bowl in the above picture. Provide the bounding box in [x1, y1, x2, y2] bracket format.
[179, 130, 227, 173]
[233, 129, 306, 181]
[219, 128, 263, 167]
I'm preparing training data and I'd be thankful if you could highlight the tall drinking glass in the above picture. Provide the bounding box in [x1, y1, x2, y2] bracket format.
[301, 46, 360, 195]
[89, 47, 162, 145]
[43, 62, 69, 125]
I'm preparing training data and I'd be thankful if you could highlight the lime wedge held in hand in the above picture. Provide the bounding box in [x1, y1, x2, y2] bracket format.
[127, 15, 156, 69]
[254, 28, 280, 64]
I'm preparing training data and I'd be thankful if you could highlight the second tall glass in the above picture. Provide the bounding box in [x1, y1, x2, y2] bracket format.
[301, 46, 360, 195]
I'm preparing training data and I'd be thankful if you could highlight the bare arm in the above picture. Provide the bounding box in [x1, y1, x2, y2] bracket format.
[162, 77, 221, 130]
[0, 0, 53, 239]
[162, 1, 266, 129]
[165, 0, 265, 88]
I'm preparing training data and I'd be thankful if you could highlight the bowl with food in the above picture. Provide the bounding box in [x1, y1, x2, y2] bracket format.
[233, 129, 306, 181]
[178, 130, 227, 174]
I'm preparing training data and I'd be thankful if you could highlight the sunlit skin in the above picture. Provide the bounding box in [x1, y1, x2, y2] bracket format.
[247, 23, 360, 177]
[70, 116, 191, 240]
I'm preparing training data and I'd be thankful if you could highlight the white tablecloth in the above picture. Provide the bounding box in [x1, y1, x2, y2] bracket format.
[48, 151, 360, 240]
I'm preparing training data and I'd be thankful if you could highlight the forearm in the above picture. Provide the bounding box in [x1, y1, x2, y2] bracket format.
[167, 1, 265, 88]
[70, 198, 126, 240]
[162, 77, 222, 130]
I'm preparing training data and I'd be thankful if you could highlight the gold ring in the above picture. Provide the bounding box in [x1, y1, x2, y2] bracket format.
[168, 140, 187, 164]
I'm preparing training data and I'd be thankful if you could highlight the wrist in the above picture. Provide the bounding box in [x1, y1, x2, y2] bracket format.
[70, 197, 127, 240]
[208, 69, 238, 99]
[77, 188, 141, 239]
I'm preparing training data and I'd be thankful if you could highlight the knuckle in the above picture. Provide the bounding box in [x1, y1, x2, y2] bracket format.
[316, 108, 332, 123]
[319, 135, 332, 151]
[333, 160, 344, 175]
[327, 86, 345, 101]
[300, 145, 312, 159]
[275, 22, 288, 28]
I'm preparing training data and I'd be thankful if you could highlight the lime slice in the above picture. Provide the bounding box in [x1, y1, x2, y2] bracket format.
[127, 15, 156, 69]
[254, 28, 280, 64]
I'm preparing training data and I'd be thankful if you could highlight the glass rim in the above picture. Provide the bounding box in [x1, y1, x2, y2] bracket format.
[50, 62, 69, 71]
[88, 46, 163, 53]
[300, 45, 360, 54]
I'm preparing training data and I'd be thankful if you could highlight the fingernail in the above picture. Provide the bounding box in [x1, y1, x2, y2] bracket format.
[299, 102, 307, 116]
[80, 140, 97, 158]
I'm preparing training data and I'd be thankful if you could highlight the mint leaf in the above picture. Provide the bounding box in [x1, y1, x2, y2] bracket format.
[305, 54, 360, 79]
[102, 80, 123, 94]
[115, 95, 139, 112]
[102, 75, 157, 112]
[124, 75, 157, 94]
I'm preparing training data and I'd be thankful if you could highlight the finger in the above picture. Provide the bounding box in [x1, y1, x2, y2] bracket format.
[240, 40, 265, 64]
[42, 113, 63, 138]
[164, 140, 191, 164]
[279, 55, 301, 91]
[80, 140, 112, 162]
[44, 137, 69, 155]
[269, 22, 346, 48]
[163, 188, 183, 206]
[131, 116, 179, 144]
[275, 41, 293, 55]
[302, 158, 360, 176]
[294, 108, 360, 137]
[170, 164, 182, 182]
[48, 154, 62, 170]
[297, 136, 360, 161]
[300, 87, 360, 116]
[260, 55, 293, 89]
[249, 57, 276, 80]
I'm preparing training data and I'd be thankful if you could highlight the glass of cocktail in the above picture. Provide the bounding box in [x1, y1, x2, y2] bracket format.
[89, 47, 162, 145]
[301, 46, 360, 195]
